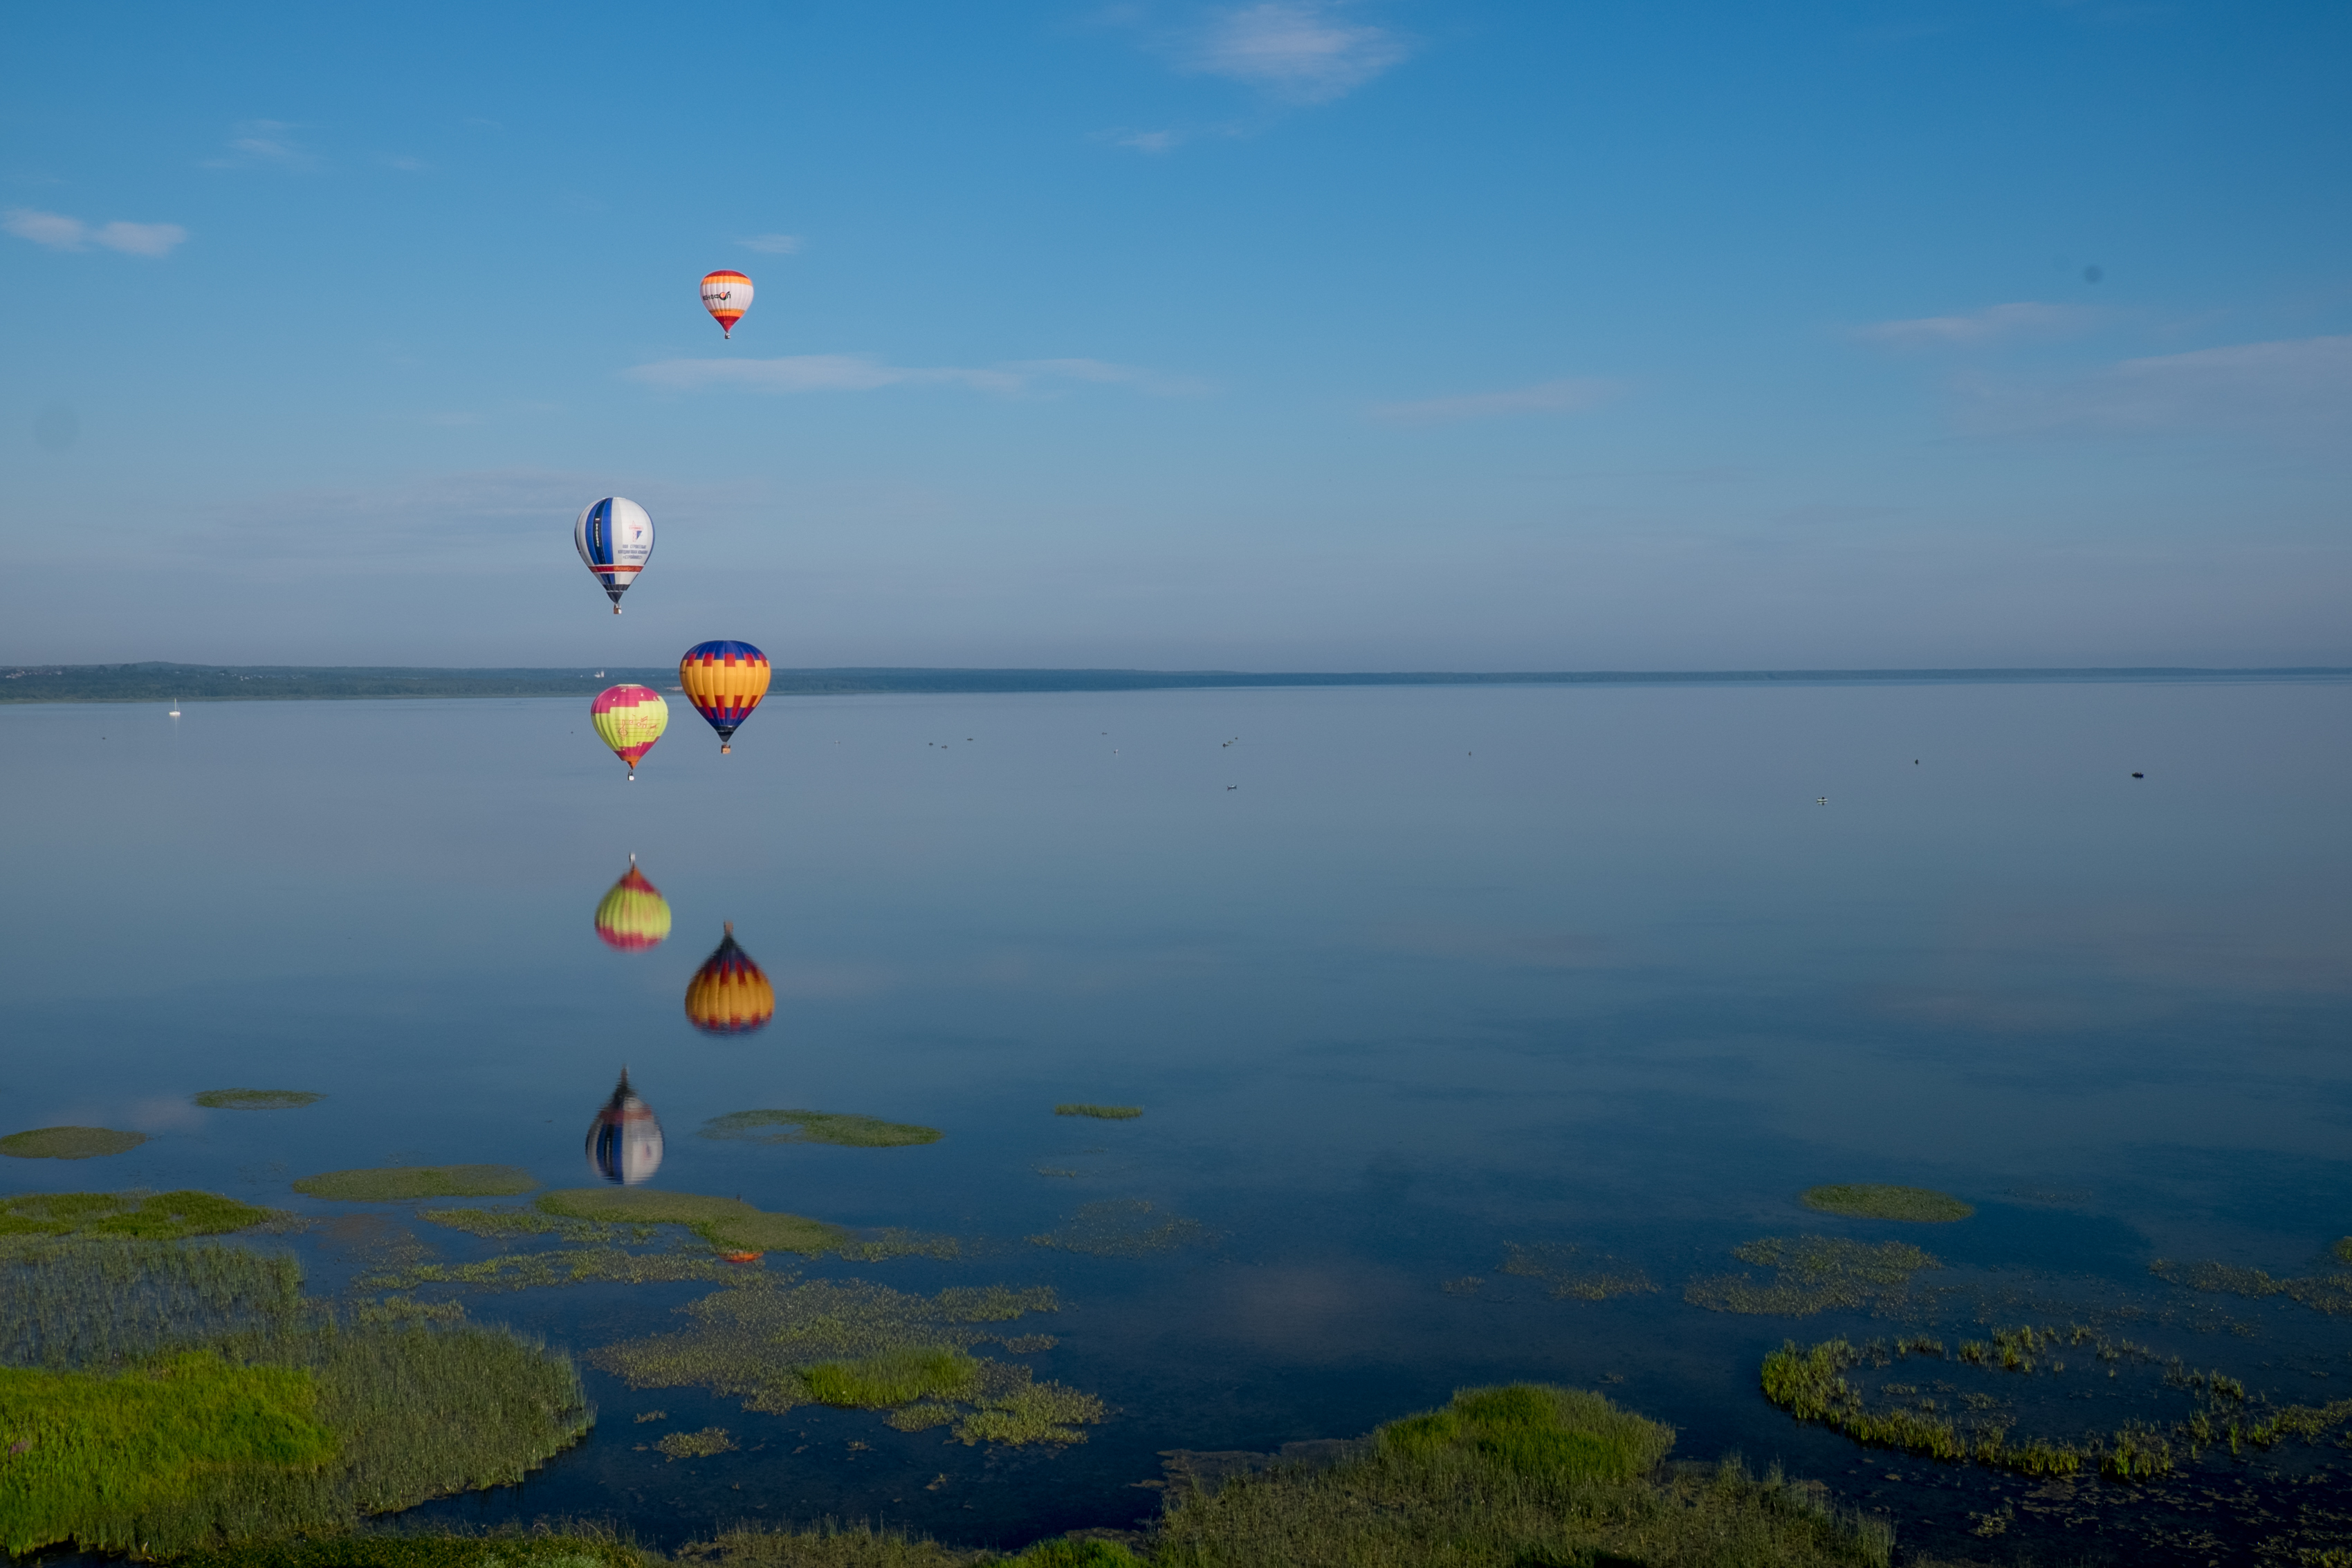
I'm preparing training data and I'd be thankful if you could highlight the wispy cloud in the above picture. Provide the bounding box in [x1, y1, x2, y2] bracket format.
[1111, 129, 1184, 154]
[1372, 378, 1619, 425]
[1857, 302, 2091, 347]
[383, 155, 430, 174]
[4, 208, 187, 256]
[203, 120, 318, 170]
[1185, 2, 1410, 102]
[627, 353, 1204, 398]
[739, 233, 803, 255]
[1960, 334, 2352, 441]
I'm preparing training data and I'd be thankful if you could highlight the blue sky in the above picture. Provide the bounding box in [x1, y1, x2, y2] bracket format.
[4, 1, 2347, 670]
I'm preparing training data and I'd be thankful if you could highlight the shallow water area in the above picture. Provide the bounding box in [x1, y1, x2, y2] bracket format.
[6, 679, 2351, 1564]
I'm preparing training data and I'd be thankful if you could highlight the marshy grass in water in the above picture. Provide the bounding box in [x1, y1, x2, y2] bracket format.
[536, 1188, 847, 1255]
[175, 1534, 644, 1568]
[194, 1089, 324, 1110]
[0, 1126, 147, 1160]
[357, 1246, 743, 1297]
[1029, 1199, 1210, 1257]
[2150, 1255, 2352, 1316]
[1, 1237, 302, 1368]
[654, 1426, 737, 1459]
[294, 1165, 537, 1201]
[699, 1109, 942, 1147]
[0, 1188, 276, 1242]
[1055, 1104, 1141, 1120]
[1686, 1236, 1940, 1316]
[1498, 1242, 1657, 1302]
[1801, 1185, 1974, 1223]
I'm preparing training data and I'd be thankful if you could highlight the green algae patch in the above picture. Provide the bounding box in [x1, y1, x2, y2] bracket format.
[1150, 1383, 1891, 1568]
[2149, 1257, 2352, 1316]
[1055, 1104, 1141, 1120]
[1, 1126, 147, 1161]
[1801, 1184, 1974, 1223]
[295, 1165, 537, 1201]
[656, 1426, 738, 1459]
[1029, 1200, 1211, 1257]
[535, 1188, 847, 1255]
[1686, 1236, 1940, 1317]
[0, 1351, 337, 1555]
[1498, 1242, 1657, 1302]
[194, 1089, 324, 1109]
[0, 1189, 276, 1241]
[590, 1273, 1098, 1446]
[699, 1109, 941, 1147]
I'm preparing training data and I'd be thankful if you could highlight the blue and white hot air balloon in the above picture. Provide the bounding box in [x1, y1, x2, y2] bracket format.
[574, 497, 655, 614]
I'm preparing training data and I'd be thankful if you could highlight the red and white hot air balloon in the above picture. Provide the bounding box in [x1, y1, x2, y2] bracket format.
[701, 270, 753, 338]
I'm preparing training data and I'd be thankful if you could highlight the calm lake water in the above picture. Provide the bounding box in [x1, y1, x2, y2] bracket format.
[7, 679, 2351, 1563]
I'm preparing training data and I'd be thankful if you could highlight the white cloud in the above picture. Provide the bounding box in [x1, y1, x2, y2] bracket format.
[384, 155, 430, 173]
[1188, 2, 1409, 102]
[739, 233, 803, 255]
[1112, 129, 1184, 153]
[1962, 334, 2352, 440]
[4, 208, 186, 256]
[203, 120, 317, 170]
[1372, 378, 1619, 425]
[1857, 302, 2090, 347]
[627, 353, 1204, 398]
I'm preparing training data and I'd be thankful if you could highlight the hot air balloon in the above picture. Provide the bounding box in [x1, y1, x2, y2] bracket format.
[685, 923, 775, 1035]
[587, 1067, 664, 1185]
[591, 685, 669, 777]
[701, 270, 753, 338]
[679, 640, 771, 753]
[574, 497, 655, 614]
[594, 856, 672, 951]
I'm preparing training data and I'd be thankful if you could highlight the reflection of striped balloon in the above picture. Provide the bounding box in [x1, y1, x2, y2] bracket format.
[700, 270, 753, 338]
[594, 860, 672, 951]
[685, 923, 775, 1035]
[679, 640, 771, 753]
[591, 685, 669, 775]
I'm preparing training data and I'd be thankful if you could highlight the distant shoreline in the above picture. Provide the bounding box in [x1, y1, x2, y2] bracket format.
[3, 661, 2347, 705]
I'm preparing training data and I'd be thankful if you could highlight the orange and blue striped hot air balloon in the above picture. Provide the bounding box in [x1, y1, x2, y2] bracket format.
[679, 640, 771, 754]
[591, 685, 669, 777]
[685, 923, 775, 1036]
[594, 857, 672, 952]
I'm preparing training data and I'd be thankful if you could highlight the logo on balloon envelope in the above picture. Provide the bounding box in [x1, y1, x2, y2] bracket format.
[587, 1067, 664, 1186]
[679, 640, 771, 754]
[573, 497, 654, 614]
[594, 858, 672, 951]
[591, 685, 668, 777]
[685, 923, 775, 1035]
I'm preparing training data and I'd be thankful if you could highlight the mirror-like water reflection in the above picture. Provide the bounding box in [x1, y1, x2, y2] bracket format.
[3, 680, 2349, 1563]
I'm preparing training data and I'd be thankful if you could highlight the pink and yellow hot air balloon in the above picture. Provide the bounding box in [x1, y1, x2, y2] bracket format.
[594, 857, 672, 952]
[591, 684, 668, 778]
[685, 923, 775, 1036]
[700, 270, 753, 338]
[679, 640, 770, 754]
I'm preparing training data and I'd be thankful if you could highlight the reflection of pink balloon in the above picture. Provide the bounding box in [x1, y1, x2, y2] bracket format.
[586, 1067, 663, 1186]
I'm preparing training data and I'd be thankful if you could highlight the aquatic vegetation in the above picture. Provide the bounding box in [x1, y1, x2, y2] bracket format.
[416, 1206, 654, 1244]
[589, 1273, 1093, 1444]
[0, 1126, 147, 1160]
[176, 1535, 645, 1568]
[1152, 1383, 1893, 1568]
[194, 1089, 324, 1109]
[357, 1246, 741, 1295]
[1055, 1105, 1142, 1120]
[1029, 1199, 1211, 1257]
[0, 1237, 303, 1368]
[655, 1426, 738, 1459]
[1800, 1185, 1974, 1223]
[699, 1109, 942, 1147]
[536, 1188, 847, 1255]
[1498, 1242, 1657, 1301]
[1441, 1276, 1483, 1295]
[294, 1165, 537, 1201]
[2337, 1237, 2352, 1266]
[834, 1228, 964, 1262]
[678, 1522, 979, 1567]
[0, 1188, 275, 1241]
[2150, 1256, 2352, 1316]
[1686, 1236, 1940, 1316]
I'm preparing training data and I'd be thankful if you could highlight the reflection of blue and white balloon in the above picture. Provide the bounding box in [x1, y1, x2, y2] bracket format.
[586, 1068, 663, 1185]
[574, 497, 655, 614]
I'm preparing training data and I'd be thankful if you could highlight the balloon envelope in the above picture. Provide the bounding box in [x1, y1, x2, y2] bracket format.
[679, 640, 771, 753]
[591, 685, 669, 774]
[685, 923, 775, 1035]
[574, 497, 654, 612]
[587, 1068, 664, 1185]
[700, 270, 753, 338]
[594, 860, 672, 951]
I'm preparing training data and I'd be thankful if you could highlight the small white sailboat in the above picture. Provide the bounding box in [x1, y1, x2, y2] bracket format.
[168, 699, 181, 718]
